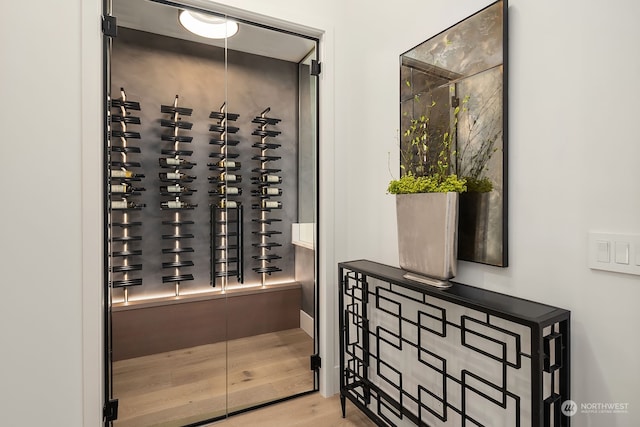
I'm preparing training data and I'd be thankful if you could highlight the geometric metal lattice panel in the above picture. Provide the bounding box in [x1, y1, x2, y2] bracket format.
[339, 260, 571, 427]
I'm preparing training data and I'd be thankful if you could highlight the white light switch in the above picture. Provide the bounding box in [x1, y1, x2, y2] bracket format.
[615, 241, 630, 264]
[589, 232, 640, 276]
[596, 240, 610, 263]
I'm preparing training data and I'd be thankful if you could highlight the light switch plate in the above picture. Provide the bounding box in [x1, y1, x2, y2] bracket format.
[596, 240, 610, 263]
[615, 241, 630, 264]
[588, 232, 640, 276]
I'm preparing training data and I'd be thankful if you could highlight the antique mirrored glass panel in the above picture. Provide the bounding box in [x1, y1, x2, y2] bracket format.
[400, 0, 508, 267]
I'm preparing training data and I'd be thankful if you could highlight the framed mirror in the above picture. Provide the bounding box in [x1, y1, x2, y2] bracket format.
[399, 0, 508, 267]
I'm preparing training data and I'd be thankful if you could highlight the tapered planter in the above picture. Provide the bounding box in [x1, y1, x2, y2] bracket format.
[395, 192, 459, 288]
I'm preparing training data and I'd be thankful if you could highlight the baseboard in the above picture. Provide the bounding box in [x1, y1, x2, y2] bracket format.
[300, 310, 314, 338]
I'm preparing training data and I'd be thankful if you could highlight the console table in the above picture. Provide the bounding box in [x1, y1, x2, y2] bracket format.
[339, 260, 570, 427]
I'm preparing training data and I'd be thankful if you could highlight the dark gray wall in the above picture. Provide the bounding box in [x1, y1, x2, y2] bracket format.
[295, 246, 315, 316]
[298, 63, 315, 223]
[110, 28, 300, 298]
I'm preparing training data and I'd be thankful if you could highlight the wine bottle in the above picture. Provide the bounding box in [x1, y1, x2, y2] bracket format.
[220, 186, 241, 195]
[219, 199, 238, 208]
[111, 183, 144, 193]
[261, 174, 282, 183]
[110, 200, 145, 209]
[220, 172, 241, 182]
[159, 172, 196, 180]
[261, 200, 282, 209]
[161, 200, 197, 209]
[159, 157, 194, 167]
[160, 184, 195, 193]
[218, 160, 240, 168]
[111, 170, 134, 179]
[262, 187, 282, 196]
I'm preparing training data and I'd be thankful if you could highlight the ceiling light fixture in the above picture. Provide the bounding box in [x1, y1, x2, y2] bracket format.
[178, 10, 238, 39]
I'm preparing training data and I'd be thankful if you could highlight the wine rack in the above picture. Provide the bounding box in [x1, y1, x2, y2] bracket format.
[208, 103, 244, 289]
[251, 107, 283, 285]
[109, 88, 146, 302]
[158, 95, 197, 295]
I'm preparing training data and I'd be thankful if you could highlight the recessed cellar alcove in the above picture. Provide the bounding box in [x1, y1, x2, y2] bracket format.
[105, 1, 320, 425]
[110, 28, 304, 297]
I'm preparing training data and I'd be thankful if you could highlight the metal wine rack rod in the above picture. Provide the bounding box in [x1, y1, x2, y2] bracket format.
[158, 95, 196, 294]
[208, 102, 243, 290]
[108, 88, 146, 302]
[250, 107, 283, 284]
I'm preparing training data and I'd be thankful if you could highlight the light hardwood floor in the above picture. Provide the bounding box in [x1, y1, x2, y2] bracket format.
[113, 329, 318, 427]
[207, 393, 377, 427]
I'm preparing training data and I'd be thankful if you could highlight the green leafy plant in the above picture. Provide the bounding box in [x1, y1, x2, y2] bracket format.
[387, 173, 467, 194]
[463, 176, 493, 193]
[389, 84, 467, 194]
[391, 80, 499, 194]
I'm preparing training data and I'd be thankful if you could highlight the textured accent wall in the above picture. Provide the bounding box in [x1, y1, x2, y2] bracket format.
[111, 28, 300, 298]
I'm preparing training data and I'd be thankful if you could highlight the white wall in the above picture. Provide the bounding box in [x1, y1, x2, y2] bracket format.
[0, 0, 86, 425]
[334, 1, 640, 427]
[2, 0, 639, 426]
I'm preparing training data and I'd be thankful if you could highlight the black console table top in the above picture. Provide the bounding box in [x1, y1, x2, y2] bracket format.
[339, 259, 569, 326]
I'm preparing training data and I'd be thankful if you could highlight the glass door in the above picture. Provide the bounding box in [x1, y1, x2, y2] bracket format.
[224, 25, 319, 415]
[104, 1, 320, 425]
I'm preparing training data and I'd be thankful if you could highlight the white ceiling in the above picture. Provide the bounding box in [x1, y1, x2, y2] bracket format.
[112, 0, 317, 63]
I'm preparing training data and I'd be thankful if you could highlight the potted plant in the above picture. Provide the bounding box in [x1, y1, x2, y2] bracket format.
[388, 101, 467, 288]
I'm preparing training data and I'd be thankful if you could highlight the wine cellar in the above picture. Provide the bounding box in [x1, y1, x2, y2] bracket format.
[108, 27, 312, 300]
[105, 1, 320, 425]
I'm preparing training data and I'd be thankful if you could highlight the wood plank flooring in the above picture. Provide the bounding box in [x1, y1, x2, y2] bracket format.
[208, 393, 377, 427]
[113, 328, 316, 427]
